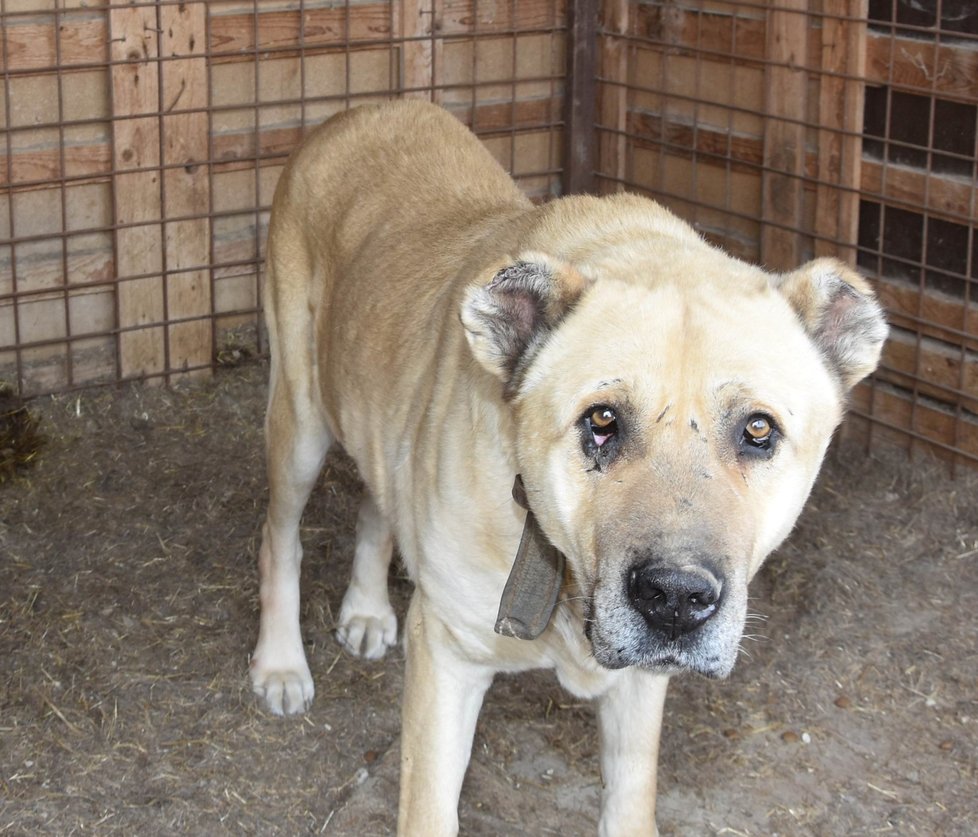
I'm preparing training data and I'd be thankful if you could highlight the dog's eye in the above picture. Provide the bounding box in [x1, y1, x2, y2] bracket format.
[740, 413, 779, 456]
[588, 406, 618, 447]
[744, 415, 772, 444]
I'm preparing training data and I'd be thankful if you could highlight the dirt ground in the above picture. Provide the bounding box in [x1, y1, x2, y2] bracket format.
[1, 362, 976, 836]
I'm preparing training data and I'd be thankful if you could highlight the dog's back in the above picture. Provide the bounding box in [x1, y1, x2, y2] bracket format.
[264, 102, 530, 448]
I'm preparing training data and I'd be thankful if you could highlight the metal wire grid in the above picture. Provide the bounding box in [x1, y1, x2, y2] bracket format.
[2, 0, 977, 469]
[0, 0, 568, 397]
[594, 0, 978, 468]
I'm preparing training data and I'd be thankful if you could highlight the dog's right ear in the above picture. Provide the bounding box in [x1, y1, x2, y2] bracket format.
[461, 252, 589, 390]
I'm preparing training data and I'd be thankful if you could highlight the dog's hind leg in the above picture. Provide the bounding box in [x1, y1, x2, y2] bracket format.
[250, 255, 333, 716]
[335, 492, 398, 659]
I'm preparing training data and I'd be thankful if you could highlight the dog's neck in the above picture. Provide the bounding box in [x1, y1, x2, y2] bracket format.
[493, 475, 565, 640]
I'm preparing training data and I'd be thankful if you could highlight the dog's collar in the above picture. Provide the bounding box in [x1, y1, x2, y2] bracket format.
[494, 475, 565, 640]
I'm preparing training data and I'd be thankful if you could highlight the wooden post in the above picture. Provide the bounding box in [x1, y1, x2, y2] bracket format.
[111, 2, 165, 381]
[565, 0, 598, 194]
[161, 1, 212, 379]
[814, 0, 868, 263]
[598, 0, 630, 194]
[761, 1, 809, 269]
[400, 0, 441, 100]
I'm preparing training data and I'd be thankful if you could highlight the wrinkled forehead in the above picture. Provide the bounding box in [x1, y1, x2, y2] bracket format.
[519, 276, 837, 424]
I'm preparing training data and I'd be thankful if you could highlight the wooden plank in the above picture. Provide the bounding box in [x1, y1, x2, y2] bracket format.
[878, 328, 978, 414]
[760, 0, 809, 269]
[0, 11, 108, 72]
[630, 3, 978, 101]
[866, 29, 978, 100]
[814, 0, 867, 262]
[628, 110, 768, 173]
[161, 1, 212, 380]
[400, 0, 441, 99]
[631, 4, 978, 100]
[0, 141, 111, 188]
[110, 3, 165, 382]
[441, 0, 566, 35]
[208, 3, 393, 60]
[597, 0, 629, 194]
[209, 96, 564, 171]
[564, 0, 597, 193]
[861, 158, 976, 226]
[849, 380, 978, 465]
[875, 276, 978, 353]
[632, 3, 769, 65]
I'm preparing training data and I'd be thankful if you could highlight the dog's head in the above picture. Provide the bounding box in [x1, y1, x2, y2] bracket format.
[461, 219, 887, 679]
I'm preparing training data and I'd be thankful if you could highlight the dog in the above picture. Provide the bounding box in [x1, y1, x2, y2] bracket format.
[249, 100, 887, 835]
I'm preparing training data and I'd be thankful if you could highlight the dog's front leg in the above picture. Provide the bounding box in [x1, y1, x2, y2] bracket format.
[597, 669, 670, 837]
[398, 592, 493, 836]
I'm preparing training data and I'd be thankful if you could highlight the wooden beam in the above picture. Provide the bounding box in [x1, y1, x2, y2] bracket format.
[875, 276, 978, 353]
[400, 0, 441, 99]
[597, 0, 630, 194]
[0, 11, 107, 72]
[861, 158, 976, 225]
[760, 1, 809, 269]
[208, 3, 393, 59]
[814, 0, 867, 262]
[564, 0, 597, 194]
[849, 380, 978, 465]
[865, 28, 978, 99]
[110, 2, 165, 382]
[161, 1, 212, 380]
[879, 329, 978, 414]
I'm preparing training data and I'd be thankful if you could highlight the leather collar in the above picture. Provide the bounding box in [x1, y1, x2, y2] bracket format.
[494, 475, 566, 640]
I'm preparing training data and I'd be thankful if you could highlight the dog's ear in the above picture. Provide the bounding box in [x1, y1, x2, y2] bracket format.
[461, 252, 589, 389]
[773, 258, 888, 390]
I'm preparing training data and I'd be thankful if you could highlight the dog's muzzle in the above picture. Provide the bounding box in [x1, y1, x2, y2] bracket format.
[585, 553, 742, 677]
[627, 562, 721, 640]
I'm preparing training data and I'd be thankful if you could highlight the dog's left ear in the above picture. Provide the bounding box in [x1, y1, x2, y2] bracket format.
[774, 257, 888, 390]
[461, 252, 589, 389]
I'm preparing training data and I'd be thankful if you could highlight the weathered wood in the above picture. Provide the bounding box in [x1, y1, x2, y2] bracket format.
[627, 110, 768, 172]
[875, 276, 978, 353]
[0, 142, 110, 188]
[209, 96, 564, 171]
[597, 0, 630, 194]
[400, 0, 440, 99]
[878, 329, 978, 414]
[861, 158, 976, 226]
[161, 1, 212, 380]
[110, 2, 165, 382]
[208, 3, 393, 59]
[849, 380, 978, 465]
[0, 10, 108, 72]
[564, 0, 597, 194]
[814, 0, 867, 262]
[865, 28, 978, 100]
[631, 4, 978, 101]
[441, 0, 567, 35]
[760, 0, 809, 269]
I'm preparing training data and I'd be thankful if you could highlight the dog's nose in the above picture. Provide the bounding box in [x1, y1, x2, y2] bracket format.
[628, 563, 720, 640]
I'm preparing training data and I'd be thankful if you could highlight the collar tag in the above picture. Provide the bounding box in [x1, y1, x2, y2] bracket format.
[494, 475, 565, 640]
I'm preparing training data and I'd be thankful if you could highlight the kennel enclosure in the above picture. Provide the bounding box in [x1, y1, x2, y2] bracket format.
[1, 0, 976, 467]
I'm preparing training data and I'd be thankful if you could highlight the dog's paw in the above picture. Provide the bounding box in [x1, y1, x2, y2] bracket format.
[336, 594, 398, 660]
[250, 660, 315, 716]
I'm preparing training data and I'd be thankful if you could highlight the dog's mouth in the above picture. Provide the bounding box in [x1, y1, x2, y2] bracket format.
[584, 619, 735, 678]
[582, 572, 747, 679]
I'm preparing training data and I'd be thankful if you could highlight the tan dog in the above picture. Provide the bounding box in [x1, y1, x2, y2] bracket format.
[250, 101, 887, 835]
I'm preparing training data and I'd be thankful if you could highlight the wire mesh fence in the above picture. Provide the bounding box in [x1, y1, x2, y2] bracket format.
[1, 0, 976, 468]
[595, 0, 978, 469]
[0, 0, 568, 393]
